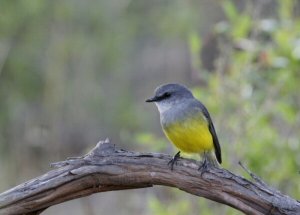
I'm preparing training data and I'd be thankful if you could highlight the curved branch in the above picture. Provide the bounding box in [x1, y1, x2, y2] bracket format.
[0, 140, 299, 215]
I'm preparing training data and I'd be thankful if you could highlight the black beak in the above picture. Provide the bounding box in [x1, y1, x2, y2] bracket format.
[145, 96, 158, 102]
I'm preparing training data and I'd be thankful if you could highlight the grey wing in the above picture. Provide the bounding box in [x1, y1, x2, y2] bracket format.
[197, 102, 222, 164]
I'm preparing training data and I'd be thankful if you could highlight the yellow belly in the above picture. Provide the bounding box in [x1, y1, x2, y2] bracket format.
[163, 116, 213, 153]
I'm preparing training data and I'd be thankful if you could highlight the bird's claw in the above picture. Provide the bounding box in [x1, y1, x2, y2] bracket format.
[168, 151, 181, 170]
[198, 158, 211, 176]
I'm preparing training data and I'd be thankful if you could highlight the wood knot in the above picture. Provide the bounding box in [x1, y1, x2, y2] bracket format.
[86, 138, 115, 157]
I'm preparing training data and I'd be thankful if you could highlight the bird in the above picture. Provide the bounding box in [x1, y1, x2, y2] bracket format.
[146, 83, 221, 170]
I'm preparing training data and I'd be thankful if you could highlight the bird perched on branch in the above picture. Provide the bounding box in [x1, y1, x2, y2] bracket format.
[146, 83, 221, 170]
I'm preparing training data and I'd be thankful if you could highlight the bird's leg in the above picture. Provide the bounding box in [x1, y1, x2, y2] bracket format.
[168, 151, 181, 170]
[198, 152, 212, 175]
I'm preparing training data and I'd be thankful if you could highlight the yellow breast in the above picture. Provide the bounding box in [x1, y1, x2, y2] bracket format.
[163, 115, 214, 153]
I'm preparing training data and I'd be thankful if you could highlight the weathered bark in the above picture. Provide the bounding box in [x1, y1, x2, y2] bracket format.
[0, 139, 299, 215]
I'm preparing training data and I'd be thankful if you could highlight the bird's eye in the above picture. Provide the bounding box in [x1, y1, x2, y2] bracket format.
[163, 92, 171, 98]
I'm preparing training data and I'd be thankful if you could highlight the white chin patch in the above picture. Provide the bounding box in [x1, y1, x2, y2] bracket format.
[155, 102, 172, 113]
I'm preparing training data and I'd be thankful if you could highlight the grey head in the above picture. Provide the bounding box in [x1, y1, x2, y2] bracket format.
[146, 83, 194, 113]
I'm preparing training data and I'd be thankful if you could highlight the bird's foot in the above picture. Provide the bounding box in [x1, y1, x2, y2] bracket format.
[198, 158, 211, 176]
[168, 151, 181, 170]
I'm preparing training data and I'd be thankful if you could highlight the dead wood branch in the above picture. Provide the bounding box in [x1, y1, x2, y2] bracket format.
[0, 139, 299, 215]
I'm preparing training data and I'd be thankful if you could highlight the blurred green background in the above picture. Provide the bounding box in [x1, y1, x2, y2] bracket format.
[0, 0, 299, 214]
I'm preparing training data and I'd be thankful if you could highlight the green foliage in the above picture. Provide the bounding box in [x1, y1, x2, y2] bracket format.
[210, 0, 300, 198]
[203, 0, 300, 198]
[188, 31, 202, 71]
[149, 195, 190, 215]
[134, 132, 168, 151]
